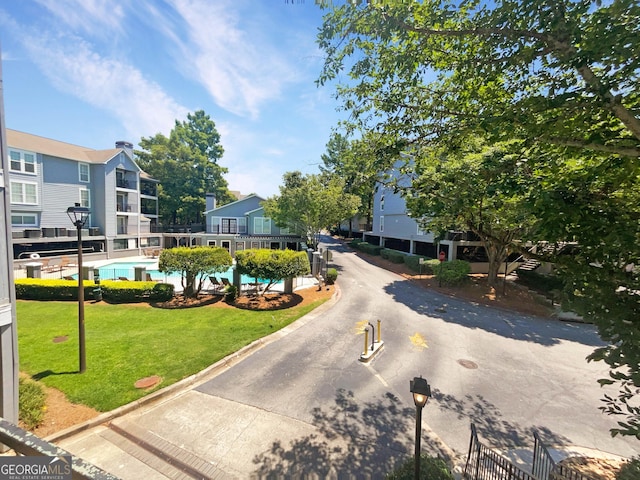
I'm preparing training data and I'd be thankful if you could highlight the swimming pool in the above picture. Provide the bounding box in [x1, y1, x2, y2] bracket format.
[96, 260, 277, 284]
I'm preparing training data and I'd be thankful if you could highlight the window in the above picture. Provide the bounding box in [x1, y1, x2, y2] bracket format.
[222, 218, 238, 234]
[80, 188, 90, 208]
[9, 149, 36, 174]
[79, 163, 90, 182]
[117, 217, 127, 235]
[221, 241, 230, 251]
[11, 214, 37, 226]
[10, 181, 38, 205]
[380, 194, 385, 211]
[279, 226, 289, 234]
[379, 216, 384, 233]
[254, 217, 271, 234]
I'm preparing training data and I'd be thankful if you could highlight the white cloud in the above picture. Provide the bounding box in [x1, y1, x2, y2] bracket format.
[167, 0, 300, 119]
[20, 31, 188, 141]
[34, 0, 127, 37]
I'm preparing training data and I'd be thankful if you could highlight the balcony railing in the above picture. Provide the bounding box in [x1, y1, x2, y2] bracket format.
[116, 179, 137, 190]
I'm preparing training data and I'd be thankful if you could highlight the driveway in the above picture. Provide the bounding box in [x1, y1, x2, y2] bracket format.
[58, 235, 638, 478]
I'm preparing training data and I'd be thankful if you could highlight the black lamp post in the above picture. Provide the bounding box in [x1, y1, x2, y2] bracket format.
[410, 376, 431, 480]
[67, 204, 90, 373]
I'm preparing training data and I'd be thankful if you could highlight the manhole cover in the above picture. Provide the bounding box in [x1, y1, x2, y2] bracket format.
[457, 359, 478, 369]
[134, 375, 162, 389]
[52, 336, 68, 343]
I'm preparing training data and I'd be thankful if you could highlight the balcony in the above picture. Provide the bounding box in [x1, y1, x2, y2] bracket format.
[116, 178, 137, 190]
[116, 204, 132, 212]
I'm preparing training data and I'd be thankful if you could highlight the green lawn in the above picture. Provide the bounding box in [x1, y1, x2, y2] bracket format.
[17, 299, 326, 411]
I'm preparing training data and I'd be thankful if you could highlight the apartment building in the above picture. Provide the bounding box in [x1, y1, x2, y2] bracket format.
[7, 129, 160, 260]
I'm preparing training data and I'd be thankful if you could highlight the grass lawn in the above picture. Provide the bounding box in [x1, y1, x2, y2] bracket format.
[17, 299, 326, 411]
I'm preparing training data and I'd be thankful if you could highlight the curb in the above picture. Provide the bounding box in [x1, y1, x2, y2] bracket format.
[45, 285, 341, 444]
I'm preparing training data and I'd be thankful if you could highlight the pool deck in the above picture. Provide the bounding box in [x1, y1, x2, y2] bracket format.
[17, 256, 320, 295]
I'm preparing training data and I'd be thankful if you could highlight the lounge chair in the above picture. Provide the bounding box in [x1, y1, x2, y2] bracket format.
[118, 276, 130, 281]
[220, 278, 232, 288]
[63, 275, 75, 281]
[208, 276, 224, 292]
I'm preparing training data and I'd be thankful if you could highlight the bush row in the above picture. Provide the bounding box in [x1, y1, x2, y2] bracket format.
[14, 279, 174, 303]
[349, 242, 471, 286]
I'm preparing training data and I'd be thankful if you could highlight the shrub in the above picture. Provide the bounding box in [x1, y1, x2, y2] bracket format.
[225, 284, 238, 303]
[617, 456, 640, 480]
[325, 268, 338, 284]
[516, 270, 564, 293]
[348, 238, 363, 248]
[404, 256, 433, 273]
[357, 242, 384, 255]
[386, 455, 454, 480]
[19, 377, 46, 430]
[436, 260, 471, 286]
[150, 282, 175, 302]
[14, 278, 90, 301]
[381, 249, 407, 264]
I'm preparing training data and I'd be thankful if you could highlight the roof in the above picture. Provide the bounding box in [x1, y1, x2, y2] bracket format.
[6, 128, 122, 164]
[204, 193, 265, 215]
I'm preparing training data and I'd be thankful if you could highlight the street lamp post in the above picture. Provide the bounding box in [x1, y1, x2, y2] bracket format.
[67, 204, 90, 373]
[410, 376, 432, 480]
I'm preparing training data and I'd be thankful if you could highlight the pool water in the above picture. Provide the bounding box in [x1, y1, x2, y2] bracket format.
[96, 261, 278, 285]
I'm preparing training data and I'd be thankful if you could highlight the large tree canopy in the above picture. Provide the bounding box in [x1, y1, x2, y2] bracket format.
[263, 171, 361, 250]
[317, 0, 640, 437]
[405, 140, 535, 287]
[320, 132, 387, 234]
[318, 0, 640, 157]
[136, 110, 233, 225]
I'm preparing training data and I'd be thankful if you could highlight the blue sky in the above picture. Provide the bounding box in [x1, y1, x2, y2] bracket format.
[0, 0, 344, 197]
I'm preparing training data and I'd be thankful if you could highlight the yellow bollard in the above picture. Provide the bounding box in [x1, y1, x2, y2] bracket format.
[363, 328, 369, 356]
[377, 319, 381, 343]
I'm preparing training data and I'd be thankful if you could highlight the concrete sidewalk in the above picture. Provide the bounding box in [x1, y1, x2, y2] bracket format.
[57, 391, 347, 479]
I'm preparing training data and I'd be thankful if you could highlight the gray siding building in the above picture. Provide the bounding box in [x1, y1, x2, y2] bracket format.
[7, 129, 160, 260]
[199, 194, 303, 255]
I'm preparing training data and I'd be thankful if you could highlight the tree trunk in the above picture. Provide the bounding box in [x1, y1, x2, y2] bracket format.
[484, 239, 508, 290]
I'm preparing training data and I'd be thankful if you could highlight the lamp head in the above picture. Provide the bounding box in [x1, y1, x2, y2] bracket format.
[67, 204, 91, 227]
[410, 376, 431, 408]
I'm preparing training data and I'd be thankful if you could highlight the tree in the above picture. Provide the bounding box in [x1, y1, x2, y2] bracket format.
[136, 110, 233, 225]
[318, 1, 640, 157]
[235, 249, 311, 295]
[263, 171, 361, 250]
[158, 246, 232, 298]
[404, 140, 535, 288]
[320, 131, 390, 236]
[317, 0, 640, 436]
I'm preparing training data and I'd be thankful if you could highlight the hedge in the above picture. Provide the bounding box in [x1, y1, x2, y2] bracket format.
[355, 241, 384, 256]
[14, 278, 174, 303]
[404, 256, 438, 273]
[381, 248, 408, 264]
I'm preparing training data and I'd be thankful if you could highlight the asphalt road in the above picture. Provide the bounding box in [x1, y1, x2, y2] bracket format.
[58, 235, 638, 478]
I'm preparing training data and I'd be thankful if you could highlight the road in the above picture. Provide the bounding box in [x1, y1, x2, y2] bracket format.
[58, 235, 638, 478]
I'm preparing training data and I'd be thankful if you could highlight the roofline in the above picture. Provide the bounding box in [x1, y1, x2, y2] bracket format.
[203, 193, 265, 215]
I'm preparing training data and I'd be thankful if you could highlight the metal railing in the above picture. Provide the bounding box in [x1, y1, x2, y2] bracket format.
[532, 433, 555, 480]
[464, 424, 537, 480]
[0, 418, 119, 479]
